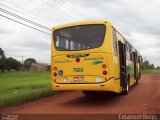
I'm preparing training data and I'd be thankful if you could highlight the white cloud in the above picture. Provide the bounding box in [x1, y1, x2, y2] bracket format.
[127, 32, 160, 66]
[127, 32, 160, 50]
[0, 0, 160, 66]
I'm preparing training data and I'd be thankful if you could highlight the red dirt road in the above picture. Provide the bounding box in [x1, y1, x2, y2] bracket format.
[0, 74, 160, 114]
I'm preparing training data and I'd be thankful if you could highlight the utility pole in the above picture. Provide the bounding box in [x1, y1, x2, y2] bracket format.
[22, 56, 24, 64]
[0, 48, 5, 73]
[0, 49, 3, 59]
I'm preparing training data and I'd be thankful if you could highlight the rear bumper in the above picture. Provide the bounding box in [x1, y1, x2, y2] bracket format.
[51, 78, 118, 92]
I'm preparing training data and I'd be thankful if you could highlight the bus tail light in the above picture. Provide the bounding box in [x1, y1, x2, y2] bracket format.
[54, 66, 57, 71]
[102, 64, 107, 69]
[103, 70, 107, 75]
[75, 58, 80, 63]
[53, 72, 57, 77]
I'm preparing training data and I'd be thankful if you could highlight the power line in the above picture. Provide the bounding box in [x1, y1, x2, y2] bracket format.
[0, 14, 51, 35]
[8, 0, 62, 24]
[54, 0, 84, 20]
[4, 0, 80, 23]
[42, 0, 80, 21]
[58, 0, 89, 20]
[0, 8, 51, 31]
[3, 0, 54, 26]
[2, 0, 89, 25]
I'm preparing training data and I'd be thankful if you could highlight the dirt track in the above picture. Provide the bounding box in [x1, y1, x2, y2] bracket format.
[0, 74, 160, 114]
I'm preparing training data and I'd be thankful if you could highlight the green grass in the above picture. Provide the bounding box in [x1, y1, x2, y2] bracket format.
[142, 69, 160, 74]
[1, 69, 158, 108]
[0, 71, 55, 108]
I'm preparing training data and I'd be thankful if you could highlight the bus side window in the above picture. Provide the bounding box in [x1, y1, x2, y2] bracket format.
[126, 42, 131, 60]
[55, 36, 60, 47]
[129, 46, 133, 61]
[112, 28, 118, 56]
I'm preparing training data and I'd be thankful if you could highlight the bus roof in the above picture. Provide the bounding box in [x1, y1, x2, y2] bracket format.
[52, 20, 111, 30]
[52, 20, 140, 55]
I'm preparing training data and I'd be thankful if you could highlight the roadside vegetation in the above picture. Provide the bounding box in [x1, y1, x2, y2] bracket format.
[0, 48, 53, 108]
[142, 69, 160, 74]
[141, 60, 160, 74]
[0, 48, 159, 108]
[0, 71, 54, 108]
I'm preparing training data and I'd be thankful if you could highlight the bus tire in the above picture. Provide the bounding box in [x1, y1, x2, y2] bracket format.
[121, 76, 129, 95]
[135, 78, 139, 85]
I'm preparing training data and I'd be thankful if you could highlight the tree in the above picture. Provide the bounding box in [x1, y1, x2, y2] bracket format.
[23, 58, 36, 71]
[143, 60, 150, 69]
[142, 60, 156, 69]
[150, 64, 155, 69]
[23, 61, 32, 71]
[0, 48, 6, 73]
[24, 58, 36, 64]
[6, 57, 22, 71]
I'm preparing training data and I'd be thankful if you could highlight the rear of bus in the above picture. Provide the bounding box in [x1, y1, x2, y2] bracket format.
[51, 21, 116, 92]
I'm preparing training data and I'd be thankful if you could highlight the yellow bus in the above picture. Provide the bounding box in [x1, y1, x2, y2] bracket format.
[51, 20, 142, 95]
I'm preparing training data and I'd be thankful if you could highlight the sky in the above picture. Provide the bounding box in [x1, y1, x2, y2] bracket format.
[0, 0, 160, 66]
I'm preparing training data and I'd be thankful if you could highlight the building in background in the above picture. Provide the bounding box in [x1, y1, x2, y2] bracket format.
[30, 63, 50, 72]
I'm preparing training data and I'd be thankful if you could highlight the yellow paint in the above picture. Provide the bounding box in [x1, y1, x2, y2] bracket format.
[51, 20, 140, 93]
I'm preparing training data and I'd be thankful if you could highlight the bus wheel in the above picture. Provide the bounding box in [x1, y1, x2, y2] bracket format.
[121, 77, 129, 95]
[135, 78, 139, 85]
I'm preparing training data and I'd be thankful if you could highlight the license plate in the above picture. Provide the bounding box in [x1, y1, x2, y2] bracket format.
[73, 77, 84, 81]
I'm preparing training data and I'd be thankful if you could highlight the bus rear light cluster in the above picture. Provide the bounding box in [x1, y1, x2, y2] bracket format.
[53, 66, 57, 71]
[53, 66, 58, 77]
[102, 64, 107, 69]
[103, 70, 108, 75]
[75, 58, 80, 63]
[53, 72, 57, 77]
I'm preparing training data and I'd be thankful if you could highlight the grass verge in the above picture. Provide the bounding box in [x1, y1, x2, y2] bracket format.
[142, 69, 160, 74]
[0, 71, 54, 108]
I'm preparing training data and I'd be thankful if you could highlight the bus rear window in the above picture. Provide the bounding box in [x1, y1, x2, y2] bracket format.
[53, 24, 106, 51]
